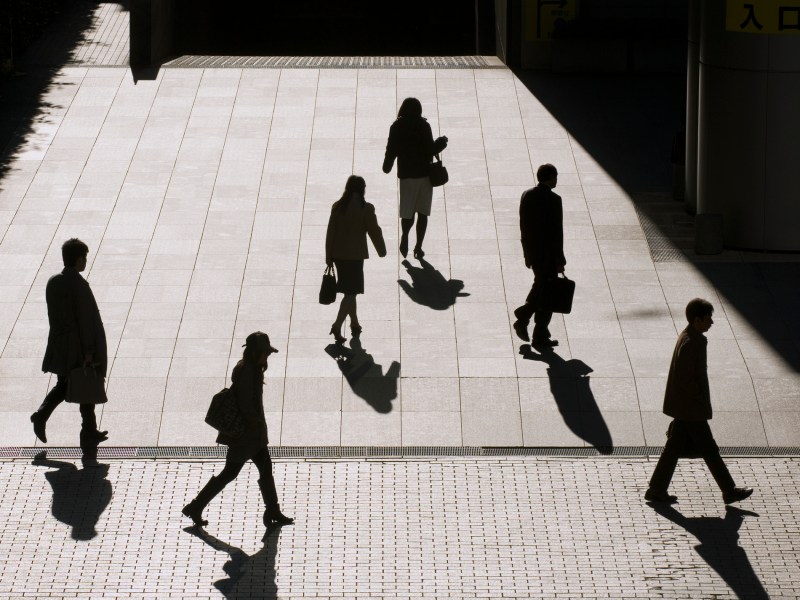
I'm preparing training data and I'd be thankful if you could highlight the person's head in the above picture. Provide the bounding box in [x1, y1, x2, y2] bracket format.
[536, 163, 558, 188]
[336, 175, 366, 211]
[241, 331, 279, 369]
[397, 97, 423, 119]
[685, 298, 714, 333]
[62, 238, 89, 271]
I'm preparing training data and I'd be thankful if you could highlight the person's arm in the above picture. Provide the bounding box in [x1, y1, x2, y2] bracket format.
[553, 195, 566, 271]
[74, 278, 97, 365]
[325, 206, 336, 266]
[365, 205, 387, 257]
[433, 134, 448, 155]
[232, 365, 261, 422]
[382, 123, 398, 174]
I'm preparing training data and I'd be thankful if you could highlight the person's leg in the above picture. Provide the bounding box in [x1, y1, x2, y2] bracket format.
[333, 294, 356, 338]
[512, 280, 537, 342]
[530, 272, 555, 344]
[78, 404, 107, 454]
[348, 295, 360, 332]
[183, 456, 244, 526]
[31, 376, 68, 443]
[690, 421, 736, 492]
[400, 217, 414, 258]
[413, 214, 428, 257]
[648, 420, 684, 495]
[254, 448, 293, 525]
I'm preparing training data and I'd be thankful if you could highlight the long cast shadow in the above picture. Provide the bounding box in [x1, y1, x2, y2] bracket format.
[325, 337, 400, 414]
[398, 258, 469, 310]
[650, 503, 769, 600]
[521, 345, 613, 454]
[185, 525, 281, 599]
[32, 451, 112, 541]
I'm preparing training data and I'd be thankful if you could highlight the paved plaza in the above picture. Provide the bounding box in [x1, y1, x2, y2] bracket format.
[1, 455, 798, 599]
[1, 59, 798, 449]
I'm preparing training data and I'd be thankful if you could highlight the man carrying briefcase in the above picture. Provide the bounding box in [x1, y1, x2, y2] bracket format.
[513, 163, 567, 349]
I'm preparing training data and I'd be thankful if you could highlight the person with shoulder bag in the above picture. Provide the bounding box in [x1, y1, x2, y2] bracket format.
[183, 332, 293, 528]
[31, 238, 108, 462]
[382, 97, 448, 260]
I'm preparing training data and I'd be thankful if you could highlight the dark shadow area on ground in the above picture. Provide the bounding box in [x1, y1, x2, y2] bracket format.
[520, 345, 613, 454]
[514, 71, 800, 372]
[0, 0, 129, 199]
[32, 450, 112, 541]
[185, 525, 281, 599]
[325, 338, 400, 414]
[650, 503, 769, 600]
[398, 258, 469, 310]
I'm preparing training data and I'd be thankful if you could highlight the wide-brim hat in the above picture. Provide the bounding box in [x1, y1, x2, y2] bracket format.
[242, 331, 278, 354]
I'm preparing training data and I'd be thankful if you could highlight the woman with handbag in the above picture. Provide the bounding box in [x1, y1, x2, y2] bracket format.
[183, 332, 293, 528]
[382, 97, 448, 259]
[325, 175, 387, 343]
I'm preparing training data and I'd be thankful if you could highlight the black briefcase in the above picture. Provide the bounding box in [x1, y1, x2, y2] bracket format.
[539, 274, 575, 314]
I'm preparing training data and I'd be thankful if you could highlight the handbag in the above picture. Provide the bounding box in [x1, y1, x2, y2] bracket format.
[319, 265, 337, 305]
[205, 387, 245, 438]
[538, 273, 575, 314]
[429, 153, 449, 187]
[66, 366, 108, 404]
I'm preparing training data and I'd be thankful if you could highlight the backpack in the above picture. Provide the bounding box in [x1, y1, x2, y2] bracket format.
[204, 387, 244, 438]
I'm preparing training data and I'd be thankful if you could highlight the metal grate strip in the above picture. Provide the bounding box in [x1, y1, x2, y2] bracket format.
[4, 446, 799, 460]
[161, 55, 503, 69]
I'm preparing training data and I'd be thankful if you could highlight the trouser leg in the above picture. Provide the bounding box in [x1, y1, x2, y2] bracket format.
[532, 308, 553, 342]
[514, 280, 537, 324]
[649, 420, 682, 492]
[692, 421, 736, 492]
[254, 448, 279, 510]
[36, 376, 67, 422]
[78, 404, 99, 451]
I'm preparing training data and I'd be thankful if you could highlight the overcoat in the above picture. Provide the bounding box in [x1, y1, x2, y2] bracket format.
[41, 268, 108, 380]
[325, 199, 386, 262]
[382, 116, 447, 179]
[519, 184, 566, 273]
[217, 361, 269, 463]
[662, 326, 713, 421]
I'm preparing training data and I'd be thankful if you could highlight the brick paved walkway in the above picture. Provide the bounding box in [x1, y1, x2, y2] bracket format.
[1, 456, 797, 598]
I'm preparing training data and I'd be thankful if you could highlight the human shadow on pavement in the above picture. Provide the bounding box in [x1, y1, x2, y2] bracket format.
[325, 337, 400, 414]
[398, 258, 469, 310]
[32, 451, 112, 541]
[520, 345, 613, 454]
[185, 525, 281, 599]
[650, 504, 768, 600]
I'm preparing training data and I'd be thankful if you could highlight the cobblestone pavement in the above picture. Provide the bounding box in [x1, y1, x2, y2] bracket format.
[0, 455, 797, 598]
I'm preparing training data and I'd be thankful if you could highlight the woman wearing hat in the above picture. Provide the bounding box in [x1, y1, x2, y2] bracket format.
[325, 175, 387, 342]
[183, 332, 293, 527]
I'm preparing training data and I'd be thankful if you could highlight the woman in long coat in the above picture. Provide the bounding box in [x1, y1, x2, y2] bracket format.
[183, 332, 293, 527]
[382, 97, 447, 259]
[325, 175, 387, 343]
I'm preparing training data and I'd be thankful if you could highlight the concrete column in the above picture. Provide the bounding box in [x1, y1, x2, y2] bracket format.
[696, 0, 800, 251]
[684, 0, 701, 214]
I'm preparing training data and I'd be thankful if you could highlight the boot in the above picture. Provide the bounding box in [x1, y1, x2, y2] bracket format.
[182, 476, 226, 527]
[259, 478, 294, 526]
[31, 413, 47, 443]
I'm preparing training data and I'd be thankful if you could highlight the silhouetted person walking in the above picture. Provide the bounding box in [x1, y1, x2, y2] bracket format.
[645, 298, 753, 505]
[183, 332, 293, 528]
[31, 238, 108, 458]
[382, 97, 447, 259]
[513, 164, 566, 348]
[325, 175, 387, 343]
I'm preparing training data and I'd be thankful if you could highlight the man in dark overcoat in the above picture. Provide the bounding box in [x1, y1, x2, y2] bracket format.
[645, 298, 753, 505]
[31, 238, 108, 455]
[513, 163, 566, 347]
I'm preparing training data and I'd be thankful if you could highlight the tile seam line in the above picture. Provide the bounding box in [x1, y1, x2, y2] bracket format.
[280, 68, 321, 444]
[151, 67, 241, 443]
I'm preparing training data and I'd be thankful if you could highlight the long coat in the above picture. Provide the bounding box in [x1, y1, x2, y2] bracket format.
[519, 183, 566, 274]
[217, 361, 269, 463]
[42, 268, 108, 379]
[663, 325, 713, 421]
[325, 198, 387, 262]
[382, 116, 447, 179]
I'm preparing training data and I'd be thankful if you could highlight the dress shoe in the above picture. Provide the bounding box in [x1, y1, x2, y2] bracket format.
[644, 488, 678, 504]
[87, 430, 109, 443]
[512, 320, 530, 342]
[263, 508, 294, 526]
[399, 235, 409, 258]
[531, 337, 558, 349]
[723, 487, 754, 504]
[329, 325, 346, 344]
[31, 413, 47, 443]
